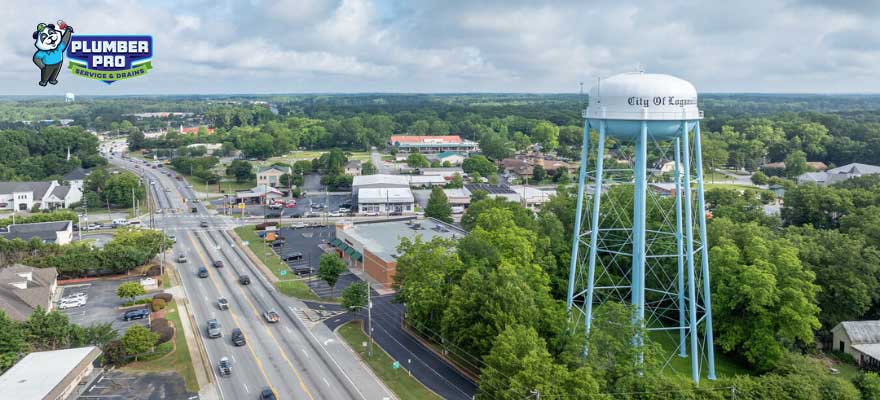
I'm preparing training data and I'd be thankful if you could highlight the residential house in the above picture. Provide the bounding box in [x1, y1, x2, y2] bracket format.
[344, 160, 363, 176]
[0, 181, 81, 211]
[0, 265, 58, 321]
[0, 221, 74, 245]
[256, 165, 291, 188]
[832, 320, 880, 371]
[499, 158, 534, 180]
[797, 163, 880, 186]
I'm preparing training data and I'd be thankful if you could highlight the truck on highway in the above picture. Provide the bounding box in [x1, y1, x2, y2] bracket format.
[263, 309, 280, 323]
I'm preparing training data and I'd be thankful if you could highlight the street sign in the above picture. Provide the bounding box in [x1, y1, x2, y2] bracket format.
[238, 203, 246, 209]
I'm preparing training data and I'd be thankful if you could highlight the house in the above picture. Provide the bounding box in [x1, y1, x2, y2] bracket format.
[344, 160, 363, 176]
[832, 320, 880, 370]
[443, 188, 472, 207]
[465, 184, 520, 202]
[0, 346, 102, 400]
[649, 183, 679, 198]
[333, 218, 467, 288]
[797, 163, 880, 186]
[509, 185, 557, 210]
[235, 185, 284, 205]
[178, 125, 215, 135]
[0, 221, 74, 245]
[256, 165, 291, 188]
[0, 265, 58, 321]
[186, 143, 223, 155]
[357, 188, 415, 215]
[653, 160, 681, 174]
[388, 135, 479, 154]
[419, 167, 464, 179]
[62, 168, 89, 192]
[499, 158, 534, 180]
[430, 151, 466, 166]
[0, 181, 81, 211]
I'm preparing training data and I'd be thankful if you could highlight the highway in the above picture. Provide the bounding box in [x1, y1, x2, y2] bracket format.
[104, 142, 394, 400]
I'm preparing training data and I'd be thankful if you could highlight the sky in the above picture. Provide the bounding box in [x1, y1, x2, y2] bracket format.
[2, 0, 879, 95]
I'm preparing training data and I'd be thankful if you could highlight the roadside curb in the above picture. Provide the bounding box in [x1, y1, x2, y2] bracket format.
[400, 322, 481, 383]
[333, 321, 400, 400]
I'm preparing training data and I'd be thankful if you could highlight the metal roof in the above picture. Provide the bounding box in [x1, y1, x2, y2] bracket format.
[0, 346, 100, 400]
[358, 188, 415, 204]
[839, 320, 880, 344]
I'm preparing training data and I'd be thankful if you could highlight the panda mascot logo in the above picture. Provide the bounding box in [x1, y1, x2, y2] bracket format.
[32, 20, 73, 86]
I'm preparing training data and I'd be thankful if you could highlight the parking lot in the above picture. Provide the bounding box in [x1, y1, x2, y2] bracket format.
[268, 226, 334, 276]
[78, 370, 196, 400]
[58, 279, 152, 334]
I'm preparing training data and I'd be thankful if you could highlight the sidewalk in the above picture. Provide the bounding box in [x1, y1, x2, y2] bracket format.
[168, 278, 220, 400]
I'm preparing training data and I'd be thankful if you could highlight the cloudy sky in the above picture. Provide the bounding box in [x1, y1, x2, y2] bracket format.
[2, 0, 878, 95]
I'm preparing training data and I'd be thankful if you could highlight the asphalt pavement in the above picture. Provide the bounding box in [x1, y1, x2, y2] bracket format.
[58, 279, 151, 335]
[107, 143, 395, 400]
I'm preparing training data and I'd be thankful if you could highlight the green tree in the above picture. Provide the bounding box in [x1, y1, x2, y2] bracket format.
[782, 184, 854, 229]
[394, 237, 464, 333]
[511, 131, 531, 151]
[425, 186, 452, 223]
[0, 310, 27, 371]
[225, 160, 254, 183]
[341, 281, 368, 312]
[24, 307, 72, 351]
[117, 281, 146, 303]
[128, 129, 145, 151]
[120, 325, 158, 361]
[751, 171, 769, 185]
[531, 121, 559, 150]
[406, 153, 430, 168]
[447, 173, 464, 189]
[462, 155, 497, 177]
[532, 165, 546, 182]
[784, 150, 809, 178]
[361, 161, 377, 175]
[103, 172, 145, 207]
[318, 254, 346, 297]
[854, 372, 880, 400]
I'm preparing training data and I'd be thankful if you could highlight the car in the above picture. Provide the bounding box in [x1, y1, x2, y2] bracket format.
[304, 211, 320, 218]
[310, 203, 325, 209]
[328, 211, 343, 217]
[191, 207, 198, 213]
[265, 212, 282, 219]
[284, 202, 296, 208]
[64, 292, 87, 300]
[86, 223, 99, 231]
[338, 202, 352, 209]
[270, 240, 285, 248]
[123, 308, 150, 321]
[259, 388, 277, 400]
[363, 211, 379, 217]
[217, 297, 229, 310]
[164, 188, 171, 192]
[239, 275, 251, 285]
[59, 298, 85, 310]
[291, 222, 306, 229]
[177, 254, 187, 263]
[206, 319, 222, 338]
[389, 210, 403, 216]
[263, 310, 280, 323]
[268, 203, 283, 210]
[169, 234, 177, 243]
[337, 207, 350, 213]
[281, 252, 303, 263]
[200, 221, 209, 228]
[198, 267, 209, 278]
[218, 357, 232, 376]
[231, 328, 246, 346]
[213, 260, 224, 268]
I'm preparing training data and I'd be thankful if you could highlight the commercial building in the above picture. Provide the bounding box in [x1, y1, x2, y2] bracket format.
[832, 320, 880, 370]
[256, 165, 292, 188]
[797, 163, 880, 186]
[388, 135, 478, 154]
[509, 185, 557, 210]
[0, 220, 74, 245]
[352, 174, 410, 196]
[429, 151, 467, 166]
[418, 167, 464, 179]
[0, 181, 82, 211]
[0, 346, 102, 400]
[357, 188, 415, 215]
[333, 218, 467, 288]
[0, 265, 58, 321]
[235, 185, 284, 204]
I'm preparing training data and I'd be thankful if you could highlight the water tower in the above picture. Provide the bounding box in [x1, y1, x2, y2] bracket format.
[565, 71, 716, 382]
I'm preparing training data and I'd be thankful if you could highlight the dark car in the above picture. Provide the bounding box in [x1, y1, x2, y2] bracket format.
[239, 275, 251, 285]
[123, 308, 150, 321]
[281, 252, 304, 263]
[213, 260, 224, 268]
[231, 328, 246, 346]
[259, 388, 277, 400]
[389, 210, 403, 216]
[198, 267, 209, 278]
[270, 240, 285, 248]
[191, 207, 198, 213]
[265, 212, 282, 219]
[200, 221, 209, 228]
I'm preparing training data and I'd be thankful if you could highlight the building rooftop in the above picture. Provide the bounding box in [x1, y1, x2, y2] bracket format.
[0, 221, 71, 243]
[0, 264, 58, 321]
[390, 135, 463, 144]
[465, 184, 516, 195]
[353, 174, 411, 187]
[342, 218, 467, 262]
[838, 320, 880, 344]
[0, 181, 53, 199]
[62, 167, 89, 181]
[358, 188, 415, 204]
[828, 163, 880, 175]
[0, 346, 100, 400]
[435, 151, 465, 158]
[257, 165, 291, 174]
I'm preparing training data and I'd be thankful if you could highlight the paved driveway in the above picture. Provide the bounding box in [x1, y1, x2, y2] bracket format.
[78, 370, 196, 400]
[58, 279, 152, 334]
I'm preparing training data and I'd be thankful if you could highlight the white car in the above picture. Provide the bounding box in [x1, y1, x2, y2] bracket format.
[363, 211, 379, 217]
[63, 292, 87, 301]
[58, 298, 85, 309]
[291, 222, 306, 229]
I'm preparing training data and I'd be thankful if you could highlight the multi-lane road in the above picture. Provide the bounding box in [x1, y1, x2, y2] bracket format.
[104, 143, 394, 400]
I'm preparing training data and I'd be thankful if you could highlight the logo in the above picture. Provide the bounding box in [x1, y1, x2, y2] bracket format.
[32, 20, 73, 87]
[67, 34, 153, 84]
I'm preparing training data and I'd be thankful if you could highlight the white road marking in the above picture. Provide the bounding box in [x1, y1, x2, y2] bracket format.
[285, 326, 292, 334]
[243, 383, 249, 393]
[301, 348, 310, 359]
[322, 377, 330, 387]
[323, 339, 334, 346]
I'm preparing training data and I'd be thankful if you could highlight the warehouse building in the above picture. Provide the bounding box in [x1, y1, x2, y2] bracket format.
[0, 346, 102, 400]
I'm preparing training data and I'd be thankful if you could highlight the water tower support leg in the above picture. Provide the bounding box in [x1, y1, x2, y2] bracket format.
[632, 121, 648, 337]
[583, 122, 606, 335]
[567, 119, 591, 313]
[694, 121, 717, 380]
[682, 123, 700, 384]
[674, 135, 687, 358]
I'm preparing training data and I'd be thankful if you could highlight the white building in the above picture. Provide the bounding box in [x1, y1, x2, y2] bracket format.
[832, 320, 880, 370]
[352, 174, 410, 195]
[0, 181, 82, 211]
[357, 188, 415, 215]
[256, 165, 291, 188]
[509, 185, 557, 210]
[798, 163, 880, 186]
[0, 221, 74, 245]
[344, 160, 363, 176]
[64, 93, 75, 103]
[0, 346, 102, 400]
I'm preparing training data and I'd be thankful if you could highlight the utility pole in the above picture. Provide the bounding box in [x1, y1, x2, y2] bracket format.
[367, 283, 373, 357]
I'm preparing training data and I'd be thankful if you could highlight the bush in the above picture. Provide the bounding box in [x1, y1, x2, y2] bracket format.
[150, 318, 174, 344]
[152, 292, 173, 303]
[103, 340, 127, 366]
[151, 298, 166, 312]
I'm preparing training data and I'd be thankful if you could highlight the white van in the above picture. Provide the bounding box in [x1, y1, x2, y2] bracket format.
[112, 219, 128, 228]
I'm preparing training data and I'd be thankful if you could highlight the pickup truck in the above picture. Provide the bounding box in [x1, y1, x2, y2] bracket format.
[263, 310, 280, 323]
[217, 297, 229, 310]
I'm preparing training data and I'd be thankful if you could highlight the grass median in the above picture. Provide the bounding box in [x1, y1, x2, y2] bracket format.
[338, 321, 442, 400]
[234, 225, 323, 302]
[123, 301, 199, 392]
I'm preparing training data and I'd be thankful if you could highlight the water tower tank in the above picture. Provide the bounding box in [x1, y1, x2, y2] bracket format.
[585, 72, 701, 139]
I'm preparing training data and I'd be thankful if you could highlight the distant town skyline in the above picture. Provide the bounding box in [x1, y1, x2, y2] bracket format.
[3, 0, 879, 95]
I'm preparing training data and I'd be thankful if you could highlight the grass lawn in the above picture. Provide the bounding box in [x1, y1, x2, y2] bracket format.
[234, 225, 323, 301]
[263, 150, 373, 166]
[123, 301, 199, 392]
[338, 321, 442, 400]
[182, 173, 255, 193]
[704, 183, 772, 195]
[651, 332, 750, 379]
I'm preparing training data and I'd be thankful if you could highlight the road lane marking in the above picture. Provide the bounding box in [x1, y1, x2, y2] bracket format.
[193, 231, 316, 400]
[322, 377, 329, 387]
[243, 383, 249, 393]
[301, 348, 310, 359]
[285, 326, 292, 334]
[186, 231, 277, 398]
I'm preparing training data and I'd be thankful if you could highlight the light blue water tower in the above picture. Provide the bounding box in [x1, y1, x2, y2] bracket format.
[565, 71, 716, 382]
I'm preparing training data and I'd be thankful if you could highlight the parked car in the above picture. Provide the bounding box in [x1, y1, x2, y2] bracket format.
[231, 328, 246, 346]
[270, 240, 285, 248]
[59, 298, 85, 310]
[213, 260, 224, 268]
[217, 297, 229, 310]
[218, 357, 232, 376]
[281, 252, 304, 263]
[206, 319, 222, 338]
[263, 310, 280, 323]
[265, 212, 282, 219]
[123, 308, 150, 321]
[200, 221, 209, 228]
[291, 222, 306, 229]
[86, 223, 100, 231]
[328, 211, 343, 217]
[284, 202, 296, 208]
[363, 211, 379, 217]
[198, 267, 209, 278]
[169, 234, 177, 243]
[239, 275, 251, 285]
[177, 254, 187, 263]
[389, 210, 403, 216]
[268, 203, 283, 210]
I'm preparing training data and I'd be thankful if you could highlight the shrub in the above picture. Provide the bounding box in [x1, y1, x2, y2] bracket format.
[150, 318, 174, 344]
[103, 340, 127, 366]
[151, 298, 166, 312]
[152, 292, 173, 303]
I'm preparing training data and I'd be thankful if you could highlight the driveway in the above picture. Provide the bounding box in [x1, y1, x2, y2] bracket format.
[78, 370, 196, 400]
[58, 279, 152, 334]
